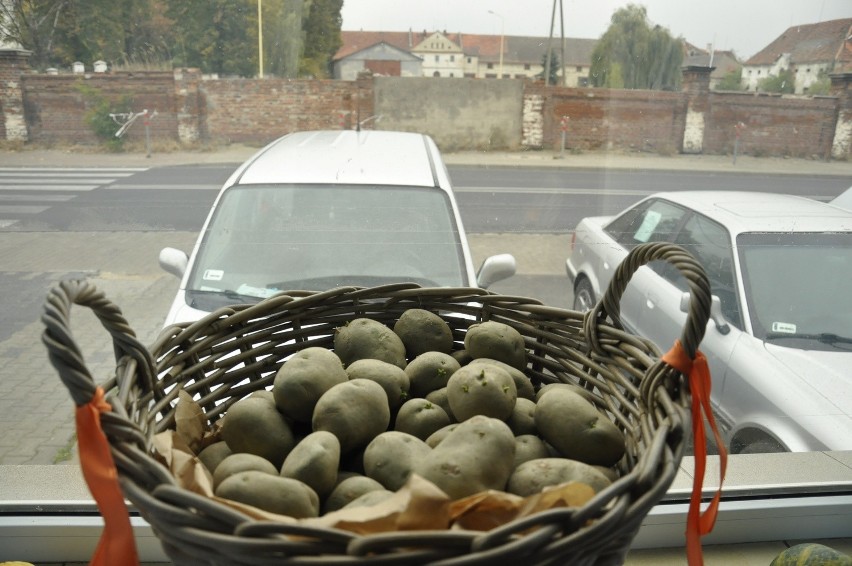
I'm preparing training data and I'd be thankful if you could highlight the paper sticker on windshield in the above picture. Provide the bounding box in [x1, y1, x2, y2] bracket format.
[771, 322, 797, 334]
[203, 269, 224, 281]
[634, 210, 661, 243]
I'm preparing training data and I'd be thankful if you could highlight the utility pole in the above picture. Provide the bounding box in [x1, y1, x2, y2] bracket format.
[488, 10, 505, 79]
[545, 0, 556, 86]
[560, 0, 566, 86]
[258, 0, 264, 78]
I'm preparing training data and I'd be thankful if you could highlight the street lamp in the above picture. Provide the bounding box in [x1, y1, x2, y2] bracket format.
[488, 10, 504, 79]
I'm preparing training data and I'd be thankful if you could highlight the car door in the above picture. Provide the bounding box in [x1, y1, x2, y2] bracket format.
[605, 198, 690, 336]
[628, 211, 744, 433]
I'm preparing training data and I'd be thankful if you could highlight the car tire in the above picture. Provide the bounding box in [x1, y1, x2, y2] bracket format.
[573, 277, 596, 312]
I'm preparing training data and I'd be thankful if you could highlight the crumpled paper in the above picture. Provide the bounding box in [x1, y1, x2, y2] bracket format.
[153, 392, 597, 535]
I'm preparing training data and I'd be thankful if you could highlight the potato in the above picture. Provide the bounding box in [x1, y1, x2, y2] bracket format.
[463, 321, 527, 371]
[413, 415, 516, 499]
[334, 318, 407, 369]
[197, 441, 232, 475]
[324, 475, 387, 513]
[312, 379, 391, 454]
[506, 397, 537, 436]
[535, 387, 625, 467]
[280, 431, 341, 499]
[468, 358, 536, 401]
[215, 470, 319, 518]
[424, 423, 459, 448]
[212, 453, 278, 489]
[273, 347, 348, 422]
[394, 398, 451, 441]
[220, 396, 295, 468]
[405, 351, 461, 397]
[507, 458, 613, 496]
[535, 382, 597, 405]
[513, 435, 550, 469]
[424, 387, 456, 422]
[393, 308, 454, 356]
[345, 358, 410, 412]
[446, 363, 517, 422]
[343, 489, 395, 510]
[451, 349, 473, 366]
[363, 431, 432, 491]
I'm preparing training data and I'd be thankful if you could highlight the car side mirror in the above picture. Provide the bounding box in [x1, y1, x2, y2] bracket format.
[680, 292, 731, 335]
[159, 247, 189, 279]
[476, 253, 516, 289]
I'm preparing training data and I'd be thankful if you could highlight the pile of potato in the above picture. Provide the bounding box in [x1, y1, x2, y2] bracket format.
[196, 309, 626, 519]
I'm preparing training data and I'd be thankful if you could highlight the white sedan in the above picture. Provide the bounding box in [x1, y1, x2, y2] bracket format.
[566, 191, 852, 454]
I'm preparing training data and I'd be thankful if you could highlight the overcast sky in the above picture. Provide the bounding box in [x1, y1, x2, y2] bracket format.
[340, 0, 852, 60]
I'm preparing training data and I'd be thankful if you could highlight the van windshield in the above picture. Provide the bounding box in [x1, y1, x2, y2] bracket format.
[186, 184, 468, 307]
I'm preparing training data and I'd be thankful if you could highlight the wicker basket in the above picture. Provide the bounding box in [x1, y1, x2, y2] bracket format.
[42, 242, 711, 566]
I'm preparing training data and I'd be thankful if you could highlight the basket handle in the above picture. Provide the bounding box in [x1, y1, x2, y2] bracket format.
[42, 279, 147, 565]
[41, 278, 157, 408]
[583, 242, 711, 359]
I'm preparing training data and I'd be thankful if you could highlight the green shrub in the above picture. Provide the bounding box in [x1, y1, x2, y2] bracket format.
[76, 82, 134, 152]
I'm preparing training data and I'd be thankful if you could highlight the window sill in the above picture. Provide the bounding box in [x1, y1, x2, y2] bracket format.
[1, 451, 851, 562]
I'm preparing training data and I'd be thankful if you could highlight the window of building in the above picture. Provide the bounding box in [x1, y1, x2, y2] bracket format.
[576, 66, 583, 72]
[433, 71, 440, 77]
[487, 63, 494, 69]
[524, 64, 531, 70]
[467, 57, 472, 63]
[450, 55, 455, 62]
[435, 55, 439, 62]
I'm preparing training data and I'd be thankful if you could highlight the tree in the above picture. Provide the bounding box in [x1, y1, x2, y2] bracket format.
[1, 0, 174, 70]
[805, 69, 831, 96]
[757, 68, 795, 94]
[537, 52, 560, 85]
[299, 0, 342, 78]
[715, 68, 745, 91]
[0, 0, 70, 69]
[589, 4, 683, 90]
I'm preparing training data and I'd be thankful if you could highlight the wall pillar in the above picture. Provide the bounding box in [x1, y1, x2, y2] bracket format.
[0, 49, 32, 142]
[681, 65, 714, 154]
[174, 68, 204, 143]
[829, 72, 852, 160]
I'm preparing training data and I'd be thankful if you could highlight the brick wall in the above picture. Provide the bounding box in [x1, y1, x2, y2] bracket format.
[201, 77, 367, 144]
[2, 51, 850, 160]
[705, 92, 838, 159]
[21, 71, 179, 144]
[527, 82, 686, 153]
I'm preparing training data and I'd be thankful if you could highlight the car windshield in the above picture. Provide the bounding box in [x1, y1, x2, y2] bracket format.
[738, 232, 852, 349]
[186, 184, 467, 305]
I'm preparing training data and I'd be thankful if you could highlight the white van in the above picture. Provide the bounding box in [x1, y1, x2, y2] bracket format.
[159, 130, 516, 326]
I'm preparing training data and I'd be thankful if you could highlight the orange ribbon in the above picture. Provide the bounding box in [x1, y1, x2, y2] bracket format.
[75, 386, 139, 566]
[662, 340, 727, 566]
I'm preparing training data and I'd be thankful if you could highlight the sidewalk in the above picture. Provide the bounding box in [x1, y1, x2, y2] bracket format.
[1, 143, 850, 175]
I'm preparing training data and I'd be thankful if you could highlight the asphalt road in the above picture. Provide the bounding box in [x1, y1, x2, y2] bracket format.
[4, 164, 849, 233]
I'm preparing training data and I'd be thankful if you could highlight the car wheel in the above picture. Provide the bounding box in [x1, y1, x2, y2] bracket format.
[573, 277, 596, 312]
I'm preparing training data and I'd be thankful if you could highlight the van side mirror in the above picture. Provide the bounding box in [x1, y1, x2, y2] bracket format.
[680, 292, 731, 335]
[159, 247, 189, 279]
[476, 253, 516, 288]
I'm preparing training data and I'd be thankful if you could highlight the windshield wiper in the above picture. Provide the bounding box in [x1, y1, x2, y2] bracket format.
[188, 288, 260, 306]
[766, 332, 852, 346]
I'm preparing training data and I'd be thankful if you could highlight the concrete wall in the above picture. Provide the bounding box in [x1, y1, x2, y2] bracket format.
[373, 76, 524, 150]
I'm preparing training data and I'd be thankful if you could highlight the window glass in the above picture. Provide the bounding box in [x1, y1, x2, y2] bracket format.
[187, 185, 466, 301]
[738, 232, 852, 348]
[606, 198, 688, 247]
[676, 214, 742, 328]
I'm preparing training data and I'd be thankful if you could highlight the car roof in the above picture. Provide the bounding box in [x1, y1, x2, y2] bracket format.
[235, 130, 441, 188]
[650, 191, 852, 235]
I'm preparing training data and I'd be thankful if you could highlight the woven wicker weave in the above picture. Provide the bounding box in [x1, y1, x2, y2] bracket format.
[42, 242, 711, 566]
